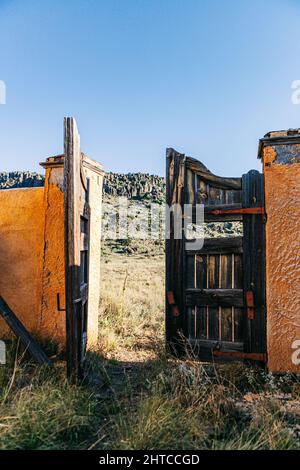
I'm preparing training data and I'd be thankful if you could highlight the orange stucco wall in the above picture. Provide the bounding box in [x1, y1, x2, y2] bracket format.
[0, 187, 45, 337]
[40, 163, 66, 348]
[262, 143, 300, 373]
[0, 155, 103, 351]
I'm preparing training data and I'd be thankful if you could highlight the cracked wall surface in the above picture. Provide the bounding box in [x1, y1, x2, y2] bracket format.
[263, 142, 300, 373]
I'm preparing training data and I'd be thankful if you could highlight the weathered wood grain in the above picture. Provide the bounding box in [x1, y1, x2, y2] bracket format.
[242, 170, 267, 355]
[186, 237, 243, 255]
[186, 156, 242, 190]
[166, 148, 186, 352]
[64, 118, 91, 382]
[186, 289, 244, 307]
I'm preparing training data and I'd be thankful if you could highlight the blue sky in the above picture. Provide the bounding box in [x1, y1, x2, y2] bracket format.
[1, 0, 300, 176]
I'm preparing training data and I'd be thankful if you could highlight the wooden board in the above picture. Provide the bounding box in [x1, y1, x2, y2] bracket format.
[64, 118, 91, 381]
[0, 297, 50, 365]
[166, 148, 186, 352]
[242, 170, 267, 355]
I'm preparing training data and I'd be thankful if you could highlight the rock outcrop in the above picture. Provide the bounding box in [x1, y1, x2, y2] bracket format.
[0, 171, 45, 189]
[103, 172, 165, 202]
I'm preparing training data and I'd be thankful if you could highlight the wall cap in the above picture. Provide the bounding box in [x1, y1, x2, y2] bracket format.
[40, 153, 105, 176]
[258, 129, 300, 159]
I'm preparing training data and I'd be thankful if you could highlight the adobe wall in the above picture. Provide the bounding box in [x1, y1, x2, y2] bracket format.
[39, 155, 104, 350]
[260, 131, 300, 373]
[0, 187, 45, 337]
[40, 157, 66, 349]
[0, 155, 103, 351]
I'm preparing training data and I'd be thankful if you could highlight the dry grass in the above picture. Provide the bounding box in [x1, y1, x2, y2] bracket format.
[0, 352, 100, 449]
[98, 254, 164, 359]
[0, 253, 300, 450]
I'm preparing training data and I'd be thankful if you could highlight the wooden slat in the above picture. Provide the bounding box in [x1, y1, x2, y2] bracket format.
[220, 254, 232, 289]
[186, 289, 244, 307]
[208, 185, 224, 205]
[185, 168, 195, 205]
[207, 254, 220, 340]
[0, 297, 51, 365]
[234, 254, 243, 289]
[187, 236, 243, 255]
[221, 307, 233, 342]
[204, 203, 242, 211]
[64, 117, 82, 381]
[186, 157, 242, 190]
[189, 338, 243, 351]
[188, 307, 196, 339]
[219, 253, 234, 342]
[234, 307, 244, 342]
[196, 306, 207, 339]
[197, 177, 208, 204]
[189, 338, 244, 362]
[196, 255, 207, 289]
[186, 255, 196, 289]
[207, 254, 219, 288]
[208, 307, 219, 340]
[203, 203, 243, 222]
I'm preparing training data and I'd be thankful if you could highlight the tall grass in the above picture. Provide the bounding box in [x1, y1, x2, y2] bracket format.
[0, 345, 100, 450]
[106, 358, 300, 450]
[0, 254, 299, 450]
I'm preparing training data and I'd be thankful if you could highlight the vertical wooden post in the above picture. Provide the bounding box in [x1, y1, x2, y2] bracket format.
[242, 170, 267, 356]
[165, 148, 186, 354]
[64, 117, 81, 381]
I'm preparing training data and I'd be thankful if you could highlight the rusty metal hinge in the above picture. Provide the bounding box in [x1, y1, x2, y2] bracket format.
[207, 207, 265, 216]
[246, 290, 255, 320]
[213, 350, 267, 362]
[167, 291, 180, 317]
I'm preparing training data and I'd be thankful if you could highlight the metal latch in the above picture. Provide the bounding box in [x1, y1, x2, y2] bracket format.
[57, 293, 66, 312]
[246, 290, 254, 320]
[167, 291, 180, 317]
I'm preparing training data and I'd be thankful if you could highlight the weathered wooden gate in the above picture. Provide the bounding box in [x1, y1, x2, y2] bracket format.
[64, 118, 91, 380]
[166, 149, 267, 362]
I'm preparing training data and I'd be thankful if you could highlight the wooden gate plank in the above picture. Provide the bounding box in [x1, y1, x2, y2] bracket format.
[64, 117, 82, 381]
[242, 170, 267, 355]
[186, 289, 244, 307]
[186, 237, 243, 255]
[185, 157, 242, 190]
[0, 297, 51, 365]
[166, 148, 185, 352]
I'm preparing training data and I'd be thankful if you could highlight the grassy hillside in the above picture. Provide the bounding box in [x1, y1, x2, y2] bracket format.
[0, 253, 300, 450]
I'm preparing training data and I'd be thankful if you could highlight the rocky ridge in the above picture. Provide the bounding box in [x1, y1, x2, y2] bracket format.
[0, 171, 165, 202]
[0, 171, 44, 189]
